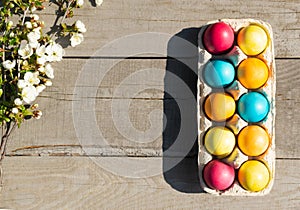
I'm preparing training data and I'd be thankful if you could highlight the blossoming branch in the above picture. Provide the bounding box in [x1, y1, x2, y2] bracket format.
[0, 0, 103, 163]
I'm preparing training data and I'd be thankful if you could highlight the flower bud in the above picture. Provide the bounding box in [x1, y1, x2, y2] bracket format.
[32, 22, 38, 28]
[39, 21, 45, 27]
[76, 0, 84, 7]
[31, 14, 39, 21]
[25, 21, 33, 29]
[22, 60, 29, 66]
[33, 110, 42, 119]
[45, 80, 52, 86]
[31, 104, 39, 109]
[7, 21, 13, 30]
[12, 108, 19, 114]
[31, 6, 37, 12]
[14, 98, 22, 106]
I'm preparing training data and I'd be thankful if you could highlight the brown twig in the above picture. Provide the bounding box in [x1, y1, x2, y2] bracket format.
[0, 122, 17, 189]
[0, 163, 3, 188]
[0, 122, 17, 162]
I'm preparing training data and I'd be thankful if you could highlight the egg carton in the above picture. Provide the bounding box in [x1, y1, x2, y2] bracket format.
[197, 19, 276, 196]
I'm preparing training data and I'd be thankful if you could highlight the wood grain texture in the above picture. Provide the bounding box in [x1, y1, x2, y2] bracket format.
[0, 157, 299, 209]
[3, 59, 300, 159]
[1, 0, 299, 208]
[38, 0, 300, 57]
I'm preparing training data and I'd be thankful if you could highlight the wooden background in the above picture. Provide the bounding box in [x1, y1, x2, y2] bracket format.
[1, 0, 300, 209]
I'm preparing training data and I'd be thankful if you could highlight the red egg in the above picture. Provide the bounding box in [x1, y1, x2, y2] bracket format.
[203, 159, 235, 191]
[203, 22, 235, 54]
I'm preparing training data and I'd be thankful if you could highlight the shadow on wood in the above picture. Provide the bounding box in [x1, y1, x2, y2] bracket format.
[162, 27, 204, 193]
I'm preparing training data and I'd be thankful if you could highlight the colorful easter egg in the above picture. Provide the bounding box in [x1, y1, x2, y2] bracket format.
[237, 58, 269, 89]
[238, 160, 270, 192]
[204, 93, 236, 122]
[203, 22, 235, 55]
[238, 92, 269, 123]
[204, 127, 236, 157]
[203, 60, 235, 88]
[237, 24, 268, 56]
[203, 159, 235, 191]
[238, 125, 270, 156]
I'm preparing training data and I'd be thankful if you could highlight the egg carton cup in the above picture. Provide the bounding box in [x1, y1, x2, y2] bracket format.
[197, 19, 276, 196]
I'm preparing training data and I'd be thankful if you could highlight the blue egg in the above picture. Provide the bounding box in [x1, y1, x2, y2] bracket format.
[238, 92, 270, 123]
[203, 60, 235, 88]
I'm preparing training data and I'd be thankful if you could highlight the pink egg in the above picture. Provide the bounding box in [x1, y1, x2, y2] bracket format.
[203, 159, 235, 191]
[203, 22, 235, 54]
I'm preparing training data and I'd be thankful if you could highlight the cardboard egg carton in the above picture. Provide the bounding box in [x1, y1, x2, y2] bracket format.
[197, 19, 276, 196]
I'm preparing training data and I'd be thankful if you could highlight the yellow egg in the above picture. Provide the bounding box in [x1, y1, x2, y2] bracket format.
[237, 25, 269, 56]
[238, 125, 270, 157]
[238, 160, 270, 192]
[237, 58, 269, 89]
[204, 93, 236, 122]
[204, 127, 236, 157]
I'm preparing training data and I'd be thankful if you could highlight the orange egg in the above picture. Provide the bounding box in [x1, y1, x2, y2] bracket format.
[204, 93, 236, 122]
[237, 58, 269, 89]
[238, 125, 270, 156]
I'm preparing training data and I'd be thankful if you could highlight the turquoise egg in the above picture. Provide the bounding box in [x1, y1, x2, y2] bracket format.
[238, 92, 270, 123]
[203, 60, 235, 88]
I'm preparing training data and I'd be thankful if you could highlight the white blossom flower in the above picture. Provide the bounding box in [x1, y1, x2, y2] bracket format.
[36, 44, 46, 57]
[76, 0, 84, 7]
[2, 60, 16, 70]
[25, 21, 32, 29]
[14, 98, 23, 106]
[36, 84, 46, 93]
[33, 27, 41, 35]
[29, 41, 39, 48]
[45, 64, 54, 79]
[75, 20, 86, 33]
[38, 66, 45, 73]
[11, 108, 19, 114]
[18, 41, 33, 59]
[33, 110, 42, 119]
[24, 72, 40, 86]
[44, 80, 52, 86]
[95, 0, 103, 6]
[30, 14, 39, 21]
[70, 33, 84, 47]
[18, 72, 40, 88]
[36, 44, 47, 64]
[18, 80, 28, 89]
[27, 28, 41, 48]
[21, 86, 38, 104]
[27, 32, 40, 43]
[9, 32, 15, 37]
[45, 43, 65, 62]
[37, 56, 47, 65]
[31, 6, 37, 12]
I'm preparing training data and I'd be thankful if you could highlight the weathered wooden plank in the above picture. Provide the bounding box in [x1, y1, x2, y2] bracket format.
[0, 157, 299, 209]
[37, 0, 300, 57]
[5, 59, 300, 158]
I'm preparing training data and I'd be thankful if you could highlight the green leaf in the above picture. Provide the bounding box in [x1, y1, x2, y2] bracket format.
[23, 109, 33, 116]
